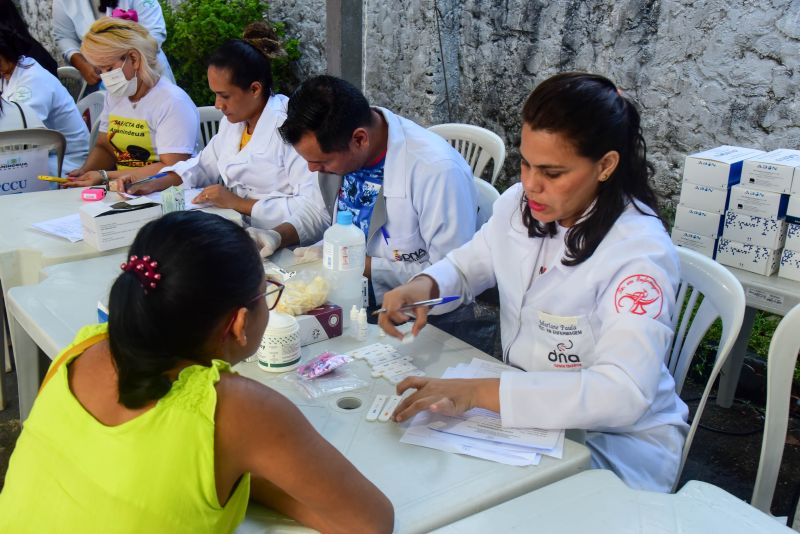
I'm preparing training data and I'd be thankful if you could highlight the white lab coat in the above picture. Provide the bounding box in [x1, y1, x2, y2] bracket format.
[0, 98, 44, 130]
[425, 183, 690, 492]
[164, 94, 329, 244]
[1, 57, 90, 175]
[52, 0, 175, 83]
[318, 107, 477, 303]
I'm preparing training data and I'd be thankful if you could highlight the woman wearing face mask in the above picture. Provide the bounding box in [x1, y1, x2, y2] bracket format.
[112, 22, 330, 256]
[65, 17, 197, 188]
[379, 73, 689, 493]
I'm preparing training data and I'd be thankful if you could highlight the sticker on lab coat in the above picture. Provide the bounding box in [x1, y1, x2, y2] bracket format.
[613, 274, 663, 319]
[535, 311, 594, 370]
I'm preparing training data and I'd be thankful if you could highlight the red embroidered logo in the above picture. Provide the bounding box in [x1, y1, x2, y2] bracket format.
[614, 274, 663, 318]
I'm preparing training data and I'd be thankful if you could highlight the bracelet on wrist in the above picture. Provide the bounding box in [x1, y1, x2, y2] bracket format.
[98, 170, 109, 186]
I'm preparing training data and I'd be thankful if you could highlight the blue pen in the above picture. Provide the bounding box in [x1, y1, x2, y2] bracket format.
[372, 295, 460, 315]
[125, 171, 169, 191]
[381, 226, 390, 245]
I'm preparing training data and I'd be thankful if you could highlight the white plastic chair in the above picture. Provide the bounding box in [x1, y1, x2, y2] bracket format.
[57, 66, 87, 103]
[428, 123, 506, 185]
[669, 247, 746, 491]
[76, 91, 105, 132]
[474, 177, 499, 231]
[198, 106, 223, 149]
[0, 128, 66, 177]
[751, 303, 800, 515]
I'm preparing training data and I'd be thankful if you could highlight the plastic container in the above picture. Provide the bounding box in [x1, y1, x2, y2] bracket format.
[323, 211, 366, 326]
[256, 311, 301, 372]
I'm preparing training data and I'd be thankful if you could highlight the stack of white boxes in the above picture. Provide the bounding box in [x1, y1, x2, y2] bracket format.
[672, 146, 765, 260]
[775, 151, 800, 281]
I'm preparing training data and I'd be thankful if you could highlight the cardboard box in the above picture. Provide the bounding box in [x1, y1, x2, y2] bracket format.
[671, 228, 717, 259]
[674, 204, 724, 238]
[722, 211, 787, 249]
[741, 149, 800, 194]
[678, 181, 730, 214]
[716, 238, 781, 276]
[80, 198, 162, 251]
[682, 146, 766, 188]
[296, 304, 343, 346]
[785, 223, 800, 251]
[787, 196, 800, 224]
[779, 249, 800, 282]
[729, 185, 789, 219]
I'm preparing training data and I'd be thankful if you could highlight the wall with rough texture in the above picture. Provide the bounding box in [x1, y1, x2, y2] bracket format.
[363, 0, 800, 208]
[17, 0, 800, 207]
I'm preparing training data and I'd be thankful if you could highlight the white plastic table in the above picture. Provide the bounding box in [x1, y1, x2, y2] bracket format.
[432, 469, 793, 533]
[0, 188, 237, 410]
[717, 266, 800, 407]
[6, 254, 591, 534]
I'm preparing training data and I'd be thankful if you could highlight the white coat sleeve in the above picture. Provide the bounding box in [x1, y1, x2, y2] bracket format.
[499, 233, 680, 430]
[52, 1, 81, 62]
[163, 130, 223, 189]
[249, 142, 331, 245]
[132, 0, 167, 46]
[371, 161, 476, 293]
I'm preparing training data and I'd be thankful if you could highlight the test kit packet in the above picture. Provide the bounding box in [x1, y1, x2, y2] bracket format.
[722, 211, 787, 250]
[785, 223, 800, 252]
[729, 185, 789, 219]
[716, 238, 781, 276]
[779, 249, 800, 282]
[296, 304, 343, 346]
[787, 196, 800, 224]
[671, 228, 718, 259]
[741, 149, 800, 194]
[673, 204, 724, 238]
[80, 197, 161, 251]
[678, 181, 730, 214]
[682, 146, 766, 189]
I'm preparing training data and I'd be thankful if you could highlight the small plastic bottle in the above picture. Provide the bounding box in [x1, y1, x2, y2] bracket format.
[323, 211, 366, 327]
[357, 308, 368, 341]
[350, 305, 359, 338]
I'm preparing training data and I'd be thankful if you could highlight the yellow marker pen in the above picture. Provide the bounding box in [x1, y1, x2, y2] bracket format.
[38, 175, 70, 184]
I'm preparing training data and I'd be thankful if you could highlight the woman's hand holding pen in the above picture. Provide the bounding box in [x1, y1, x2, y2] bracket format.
[377, 275, 439, 339]
[63, 169, 103, 188]
[110, 174, 161, 195]
[193, 184, 255, 214]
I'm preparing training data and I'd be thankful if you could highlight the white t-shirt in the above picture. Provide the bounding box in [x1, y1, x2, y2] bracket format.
[1, 57, 90, 175]
[99, 77, 198, 170]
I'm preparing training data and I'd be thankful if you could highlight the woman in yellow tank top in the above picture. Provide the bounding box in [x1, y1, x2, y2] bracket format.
[0, 211, 393, 533]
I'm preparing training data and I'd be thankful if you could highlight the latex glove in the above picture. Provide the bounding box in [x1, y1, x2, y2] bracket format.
[247, 227, 282, 258]
[293, 245, 323, 264]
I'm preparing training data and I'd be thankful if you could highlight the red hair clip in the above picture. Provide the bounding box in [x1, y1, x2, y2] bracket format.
[121, 254, 162, 292]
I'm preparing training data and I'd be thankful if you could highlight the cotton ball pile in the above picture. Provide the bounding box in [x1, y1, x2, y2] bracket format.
[275, 275, 330, 316]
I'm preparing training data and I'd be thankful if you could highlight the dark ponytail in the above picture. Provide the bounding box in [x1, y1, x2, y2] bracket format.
[108, 211, 263, 409]
[520, 72, 661, 266]
[207, 21, 285, 99]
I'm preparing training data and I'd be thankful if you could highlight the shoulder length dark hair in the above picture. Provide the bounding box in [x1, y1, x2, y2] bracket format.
[108, 211, 263, 409]
[521, 72, 661, 266]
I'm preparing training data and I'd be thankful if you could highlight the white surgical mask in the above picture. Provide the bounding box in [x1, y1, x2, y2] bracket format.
[100, 56, 138, 98]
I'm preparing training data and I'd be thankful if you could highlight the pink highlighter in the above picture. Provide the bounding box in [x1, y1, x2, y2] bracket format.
[81, 187, 106, 201]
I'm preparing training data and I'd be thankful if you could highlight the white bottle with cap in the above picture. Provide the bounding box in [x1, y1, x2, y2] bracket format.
[323, 210, 366, 326]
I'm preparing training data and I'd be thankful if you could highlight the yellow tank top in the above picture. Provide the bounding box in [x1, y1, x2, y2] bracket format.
[239, 126, 252, 151]
[0, 324, 250, 533]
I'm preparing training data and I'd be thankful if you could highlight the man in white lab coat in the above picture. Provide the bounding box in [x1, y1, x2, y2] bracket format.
[278, 75, 478, 309]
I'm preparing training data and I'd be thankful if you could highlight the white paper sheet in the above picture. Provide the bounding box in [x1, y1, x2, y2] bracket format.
[30, 213, 83, 242]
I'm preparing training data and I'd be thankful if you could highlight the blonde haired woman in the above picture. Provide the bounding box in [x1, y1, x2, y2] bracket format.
[66, 18, 198, 187]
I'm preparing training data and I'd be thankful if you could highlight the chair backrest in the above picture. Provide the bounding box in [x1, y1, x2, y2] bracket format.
[198, 106, 223, 149]
[428, 123, 506, 185]
[751, 303, 800, 514]
[0, 128, 66, 177]
[57, 66, 87, 103]
[474, 177, 500, 231]
[669, 247, 746, 491]
[76, 91, 106, 135]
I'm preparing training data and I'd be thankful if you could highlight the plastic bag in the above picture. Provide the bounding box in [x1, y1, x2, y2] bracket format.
[297, 351, 352, 379]
[274, 270, 329, 316]
[283, 367, 368, 399]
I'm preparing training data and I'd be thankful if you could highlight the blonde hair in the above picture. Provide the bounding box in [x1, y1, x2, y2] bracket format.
[81, 17, 161, 87]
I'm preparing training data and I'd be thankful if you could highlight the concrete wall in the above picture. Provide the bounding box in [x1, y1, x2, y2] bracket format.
[18, 0, 800, 206]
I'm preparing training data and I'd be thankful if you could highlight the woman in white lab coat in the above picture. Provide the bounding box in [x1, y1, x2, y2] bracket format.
[53, 0, 174, 85]
[379, 73, 689, 493]
[0, 24, 90, 174]
[113, 22, 328, 250]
